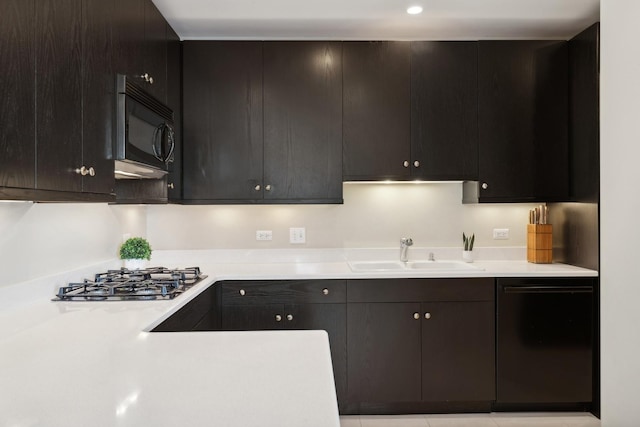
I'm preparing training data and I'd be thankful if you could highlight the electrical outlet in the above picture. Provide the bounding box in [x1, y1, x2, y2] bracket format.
[256, 230, 273, 241]
[493, 228, 510, 240]
[289, 227, 306, 244]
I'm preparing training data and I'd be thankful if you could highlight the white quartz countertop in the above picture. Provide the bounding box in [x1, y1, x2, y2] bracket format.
[0, 248, 597, 427]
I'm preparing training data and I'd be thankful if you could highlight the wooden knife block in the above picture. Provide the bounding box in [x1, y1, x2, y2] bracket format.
[527, 224, 553, 264]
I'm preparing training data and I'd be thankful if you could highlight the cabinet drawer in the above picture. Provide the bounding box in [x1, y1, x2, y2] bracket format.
[347, 278, 494, 303]
[219, 280, 347, 305]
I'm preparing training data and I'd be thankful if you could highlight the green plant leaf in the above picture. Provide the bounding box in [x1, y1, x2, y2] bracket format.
[119, 237, 152, 260]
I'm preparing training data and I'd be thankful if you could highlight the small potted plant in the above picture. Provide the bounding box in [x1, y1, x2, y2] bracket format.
[119, 237, 152, 270]
[462, 232, 475, 263]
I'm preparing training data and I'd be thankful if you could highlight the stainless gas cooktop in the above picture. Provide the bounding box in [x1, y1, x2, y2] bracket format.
[53, 267, 206, 301]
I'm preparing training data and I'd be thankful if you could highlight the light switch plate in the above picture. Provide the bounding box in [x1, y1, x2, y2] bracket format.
[493, 228, 510, 240]
[289, 227, 306, 244]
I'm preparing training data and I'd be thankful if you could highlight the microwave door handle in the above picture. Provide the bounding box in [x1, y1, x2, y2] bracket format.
[152, 124, 163, 161]
[163, 124, 175, 164]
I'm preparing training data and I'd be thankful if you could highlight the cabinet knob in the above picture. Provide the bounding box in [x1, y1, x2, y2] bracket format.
[413, 312, 420, 320]
[168, 183, 175, 190]
[239, 289, 246, 296]
[286, 314, 293, 321]
[481, 182, 489, 190]
[403, 161, 409, 168]
[265, 184, 272, 191]
[322, 288, 329, 295]
[75, 166, 93, 176]
[275, 314, 282, 322]
[413, 160, 420, 168]
[424, 312, 432, 320]
[254, 184, 261, 191]
[140, 73, 154, 84]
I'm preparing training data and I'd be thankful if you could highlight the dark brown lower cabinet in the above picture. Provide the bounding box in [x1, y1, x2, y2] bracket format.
[346, 278, 495, 414]
[218, 280, 347, 411]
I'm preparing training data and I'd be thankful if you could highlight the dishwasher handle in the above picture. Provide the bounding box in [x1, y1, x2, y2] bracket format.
[502, 285, 593, 294]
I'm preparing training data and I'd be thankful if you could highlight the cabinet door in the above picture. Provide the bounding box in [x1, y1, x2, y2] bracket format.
[35, 0, 83, 192]
[166, 24, 181, 200]
[263, 42, 343, 203]
[182, 42, 264, 202]
[347, 302, 422, 403]
[343, 42, 411, 180]
[411, 42, 478, 180]
[143, 0, 167, 102]
[421, 301, 495, 402]
[81, 0, 115, 194]
[286, 303, 347, 408]
[0, 0, 35, 189]
[221, 304, 285, 330]
[569, 23, 599, 202]
[113, 0, 145, 79]
[477, 41, 568, 202]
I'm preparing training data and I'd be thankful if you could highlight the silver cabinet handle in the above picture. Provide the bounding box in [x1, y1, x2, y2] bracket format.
[286, 314, 293, 321]
[322, 288, 329, 295]
[265, 185, 272, 191]
[424, 312, 432, 320]
[275, 314, 282, 322]
[413, 312, 420, 320]
[413, 160, 420, 168]
[254, 184, 261, 191]
[168, 183, 175, 189]
[75, 166, 94, 177]
[481, 182, 489, 190]
[403, 161, 409, 168]
[239, 289, 246, 296]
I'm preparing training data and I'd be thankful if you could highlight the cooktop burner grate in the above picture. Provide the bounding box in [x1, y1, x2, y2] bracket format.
[53, 267, 206, 301]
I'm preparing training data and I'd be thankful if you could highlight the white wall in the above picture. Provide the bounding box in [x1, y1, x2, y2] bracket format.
[600, 1, 640, 425]
[147, 183, 535, 249]
[0, 203, 147, 287]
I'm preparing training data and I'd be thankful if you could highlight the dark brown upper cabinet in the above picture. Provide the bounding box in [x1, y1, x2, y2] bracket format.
[569, 23, 599, 203]
[0, 0, 36, 191]
[342, 41, 477, 182]
[113, 0, 167, 103]
[0, 0, 115, 201]
[411, 42, 478, 181]
[35, 0, 83, 193]
[182, 41, 264, 202]
[182, 41, 343, 204]
[343, 42, 411, 181]
[263, 41, 343, 203]
[469, 40, 569, 203]
[81, 0, 116, 195]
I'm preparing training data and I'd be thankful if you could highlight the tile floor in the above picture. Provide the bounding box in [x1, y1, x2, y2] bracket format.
[340, 412, 600, 427]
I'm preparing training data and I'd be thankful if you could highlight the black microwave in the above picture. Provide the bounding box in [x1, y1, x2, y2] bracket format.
[115, 74, 175, 179]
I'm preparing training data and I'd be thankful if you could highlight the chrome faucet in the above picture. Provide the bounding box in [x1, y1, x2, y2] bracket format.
[400, 238, 413, 262]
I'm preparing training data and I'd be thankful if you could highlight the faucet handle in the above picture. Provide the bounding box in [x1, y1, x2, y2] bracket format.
[401, 237, 413, 246]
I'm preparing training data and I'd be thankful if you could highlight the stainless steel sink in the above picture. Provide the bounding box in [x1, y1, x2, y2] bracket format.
[348, 260, 482, 272]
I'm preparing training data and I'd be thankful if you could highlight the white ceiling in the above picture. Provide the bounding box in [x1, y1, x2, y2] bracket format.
[153, 0, 600, 41]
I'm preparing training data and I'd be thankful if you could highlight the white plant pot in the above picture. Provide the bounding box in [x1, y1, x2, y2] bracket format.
[462, 250, 474, 263]
[124, 258, 147, 270]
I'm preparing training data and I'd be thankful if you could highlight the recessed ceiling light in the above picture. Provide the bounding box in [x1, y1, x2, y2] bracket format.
[407, 5, 423, 15]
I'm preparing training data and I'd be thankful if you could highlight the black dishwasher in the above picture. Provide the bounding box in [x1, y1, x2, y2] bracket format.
[496, 277, 595, 408]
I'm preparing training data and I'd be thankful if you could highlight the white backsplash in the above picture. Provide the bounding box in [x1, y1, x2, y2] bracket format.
[147, 183, 536, 250]
[0, 183, 536, 287]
